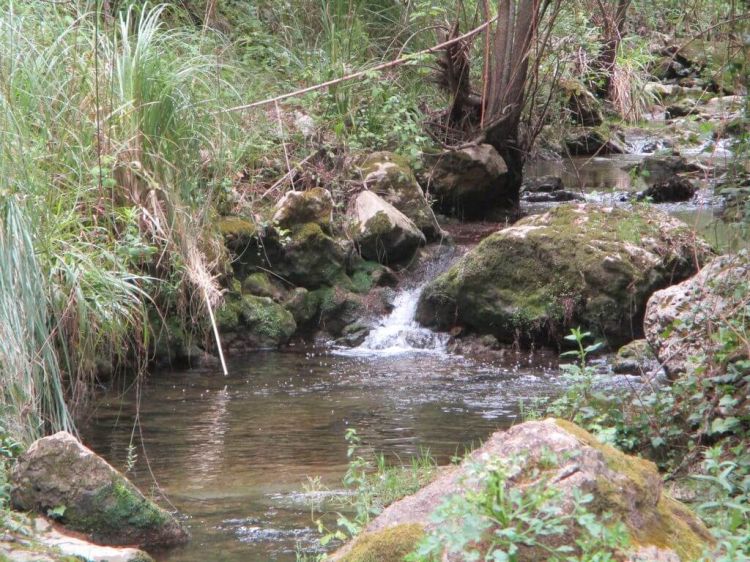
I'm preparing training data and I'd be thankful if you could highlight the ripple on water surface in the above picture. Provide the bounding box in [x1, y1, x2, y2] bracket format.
[83, 348, 560, 562]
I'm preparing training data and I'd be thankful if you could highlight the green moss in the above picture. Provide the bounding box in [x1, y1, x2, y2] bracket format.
[239, 295, 296, 346]
[417, 204, 713, 347]
[363, 211, 395, 237]
[360, 151, 412, 176]
[217, 216, 256, 238]
[215, 296, 243, 332]
[554, 420, 713, 559]
[339, 524, 425, 562]
[67, 478, 167, 537]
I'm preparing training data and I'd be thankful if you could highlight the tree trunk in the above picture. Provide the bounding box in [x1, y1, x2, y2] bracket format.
[594, 0, 632, 98]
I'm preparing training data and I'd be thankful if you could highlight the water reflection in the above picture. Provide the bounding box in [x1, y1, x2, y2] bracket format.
[82, 349, 560, 562]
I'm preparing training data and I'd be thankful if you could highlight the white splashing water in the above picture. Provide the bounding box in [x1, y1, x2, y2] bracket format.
[339, 285, 448, 356]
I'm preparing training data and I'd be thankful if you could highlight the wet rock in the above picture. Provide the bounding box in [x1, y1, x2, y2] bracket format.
[421, 144, 511, 219]
[283, 287, 320, 328]
[565, 128, 627, 156]
[272, 187, 333, 232]
[349, 191, 426, 264]
[216, 293, 297, 350]
[314, 286, 367, 337]
[521, 175, 564, 193]
[359, 152, 443, 240]
[417, 204, 713, 348]
[10, 432, 189, 549]
[645, 251, 750, 379]
[331, 419, 713, 562]
[633, 154, 698, 185]
[637, 176, 697, 203]
[612, 339, 659, 375]
[522, 190, 585, 203]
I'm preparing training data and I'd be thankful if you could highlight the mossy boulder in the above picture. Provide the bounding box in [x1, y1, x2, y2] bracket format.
[273, 222, 350, 288]
[217, 216, 257, 253]
[241, 271, 288, 302]
[416, 204, 713, 347]
[421, 144, 511, 219]
[313, 286, 366, 337]
[645, 251, 750, 379]
[284, 287, 321, 329]
[331, 419, 713, 562]
[359, 152, 443, 240]
[216, 293, 297, 350]
[10, 433, 189, 549]
[349, 191, 425, 264]
[272, 187, 333, 232]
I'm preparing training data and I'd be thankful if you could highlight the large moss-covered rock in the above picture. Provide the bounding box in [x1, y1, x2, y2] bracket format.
[331, 419, 713, 562]
[216, 293, 296, 350]
[272, 187, 333, 231]
[10, 433, 189, 549]
[644, 251, 749, 378]
[421, 144, 511, 219]
[359, 152, 443, 240]
[349, 191, 425, 264]
[416, 204, 713, 347]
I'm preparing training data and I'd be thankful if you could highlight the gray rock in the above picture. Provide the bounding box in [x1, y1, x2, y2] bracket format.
[645, 251, 750, 378]
[11, 432, 189, 549]
[422, 144, 511, 219]
[359, 152, 443, 240]
[331, 419, 712, 562]
[349, 191, 426, 264]
[272, 187, 334, 231]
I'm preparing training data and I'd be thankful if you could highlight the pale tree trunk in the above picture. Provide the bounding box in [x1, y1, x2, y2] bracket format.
[479, 0, 551, 207]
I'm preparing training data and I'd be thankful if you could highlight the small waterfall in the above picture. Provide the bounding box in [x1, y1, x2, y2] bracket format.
[340, 284, 448, 355]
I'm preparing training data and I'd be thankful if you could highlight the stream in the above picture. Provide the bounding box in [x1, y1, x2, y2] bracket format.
[82, 151, 743, 561]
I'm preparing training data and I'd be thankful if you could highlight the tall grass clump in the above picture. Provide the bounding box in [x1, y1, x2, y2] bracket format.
[0, 0, 248, 443]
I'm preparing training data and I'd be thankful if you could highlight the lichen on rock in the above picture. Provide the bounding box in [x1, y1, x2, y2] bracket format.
[416, 204, 713, 348]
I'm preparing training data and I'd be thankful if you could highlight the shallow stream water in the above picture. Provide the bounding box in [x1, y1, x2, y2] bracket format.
[82, 152, 744, 561]
[83, 349, 560, 561]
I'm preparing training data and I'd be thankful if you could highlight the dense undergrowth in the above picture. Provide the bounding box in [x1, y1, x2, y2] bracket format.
[0, 0, 747, 558]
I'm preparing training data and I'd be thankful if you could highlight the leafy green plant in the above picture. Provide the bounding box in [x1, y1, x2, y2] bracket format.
[310, 428, 437, 546]
[407, 455, 629, 562]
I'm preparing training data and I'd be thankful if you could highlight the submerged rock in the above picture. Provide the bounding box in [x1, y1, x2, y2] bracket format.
[359, 152, 443, 240]
[11, 432, 189, 549]
[349, 191, 426, 264]
[644, 251, 750, 378]
[421, 144, 511, 219]
[332, 419, 713, 562]
[417, 204, 712, 347]
[272, 187, 333, 232]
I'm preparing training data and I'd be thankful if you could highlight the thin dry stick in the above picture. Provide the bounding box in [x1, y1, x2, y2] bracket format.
[274, 100, 295, 193]
[261, 151, 317, 200]
[216, 16, 498, 114]
[204, 286, 228, 376]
